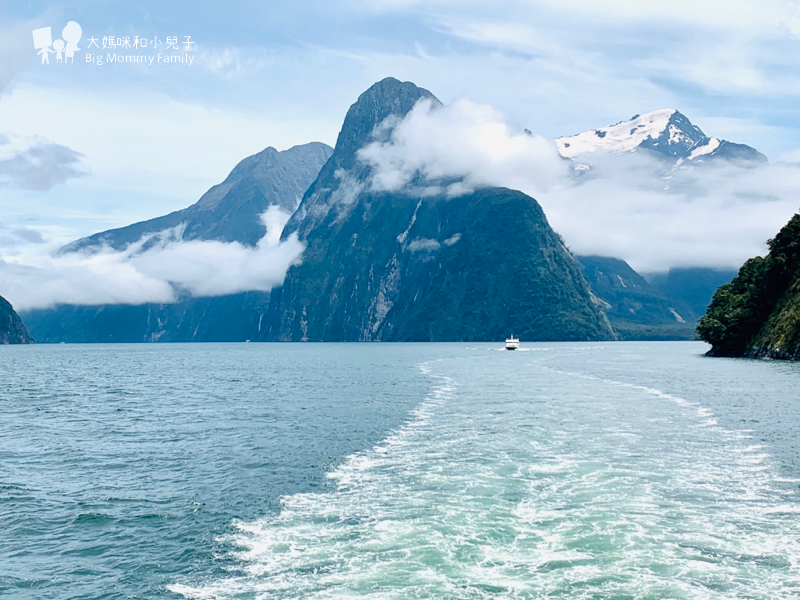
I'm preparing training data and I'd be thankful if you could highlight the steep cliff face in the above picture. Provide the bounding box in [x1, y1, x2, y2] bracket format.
[0, 295, 33, 344]
[264, 78, 614, 341]
[698, 213, 800, 359]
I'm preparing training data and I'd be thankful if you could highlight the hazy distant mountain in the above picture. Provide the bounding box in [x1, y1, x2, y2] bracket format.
[263, 78, 614, 342]
[60, 143, 333, 253]
[646, 267, 738, 318]
[576, 256, 697, 340]
[0, 295, 33, 344]
[699, 213, 800, 360]
[23, 143, 332, 343]
[23, 292, 269, 343]
[557, 109, 767, 166]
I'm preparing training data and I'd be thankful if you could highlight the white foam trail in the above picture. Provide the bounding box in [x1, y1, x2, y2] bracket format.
[171, 355, 800, 599]
[170, 362, 458, 598]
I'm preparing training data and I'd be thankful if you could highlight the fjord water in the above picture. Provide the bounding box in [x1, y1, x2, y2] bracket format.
[2, 343, 799, 598]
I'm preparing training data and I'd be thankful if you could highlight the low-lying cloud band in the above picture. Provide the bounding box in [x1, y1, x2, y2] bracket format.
[0, 207, 304, 311]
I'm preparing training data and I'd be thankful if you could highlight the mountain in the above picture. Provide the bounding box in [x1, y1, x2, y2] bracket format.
[576, 256, 697, 340]
[646, 267, 738, 317]
[23, 292, 269, 343]
[60, 142, 333, 253]
[0, 295, 33, 344]
[262, 78, 614, 342]
[559, 110, 747, 340]
[21, 143, 332, 343]
[698, 213, 800, 359]
[556, 109, 767, 165]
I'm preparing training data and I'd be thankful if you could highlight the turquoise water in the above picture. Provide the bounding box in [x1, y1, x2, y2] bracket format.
[2, 342, 799, 598]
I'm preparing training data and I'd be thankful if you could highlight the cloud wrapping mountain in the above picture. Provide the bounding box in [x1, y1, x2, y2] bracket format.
[356, 101, 800, 272]
[11, 81, 799, 318]
[358, 98, 566, 197]
[0, 207, 303, 311]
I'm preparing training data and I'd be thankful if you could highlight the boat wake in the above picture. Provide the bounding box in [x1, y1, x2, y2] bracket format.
[169, 362, 458, 599]
[171, 354, 800, 599]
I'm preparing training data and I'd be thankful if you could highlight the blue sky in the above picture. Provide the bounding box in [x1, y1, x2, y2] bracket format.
[1, 0, 799, 259]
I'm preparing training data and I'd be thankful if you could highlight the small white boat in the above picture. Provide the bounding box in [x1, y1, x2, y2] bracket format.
[505, 335, 519, 350]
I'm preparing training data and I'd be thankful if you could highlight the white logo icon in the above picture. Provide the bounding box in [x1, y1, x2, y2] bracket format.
[32, 22, 82, 65]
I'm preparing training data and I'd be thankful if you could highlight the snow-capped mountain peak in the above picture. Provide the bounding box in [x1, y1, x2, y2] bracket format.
[556, 109, 682, 158]
[688, 137, 721, 160]
[556, 108, 711, 160]
[555, 109, 766, 165]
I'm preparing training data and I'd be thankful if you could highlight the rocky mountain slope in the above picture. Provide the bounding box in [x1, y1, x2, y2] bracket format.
[24, 80, 756, 344]
[61, 142, 333, 253]
[0, 295, 33, 344]
[263, 78, 614, 341]
[698, 213, 800, 359]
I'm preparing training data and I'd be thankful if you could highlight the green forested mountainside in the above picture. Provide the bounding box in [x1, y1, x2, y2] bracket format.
[698, 213, 800, 359]
[267, 185, 614, 341]
[264, 78, 614, 341]
[0, 295, 33, 344]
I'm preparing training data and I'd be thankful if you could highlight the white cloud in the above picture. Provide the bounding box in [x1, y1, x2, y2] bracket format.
[0, 82, 340, 247]
[356, 96, 800, 272]
[0, 223, 46, 247]
[544, 157, 800, 271]
[0, 207, 304, 311]
[364, 0, 800, 35]
[358, 98, 567, 197]
[525, 0, 799, 32]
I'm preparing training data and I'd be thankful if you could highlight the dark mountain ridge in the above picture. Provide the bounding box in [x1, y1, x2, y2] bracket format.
[23, 78, 748, 344]
[61, 142, 332, 253]
[646, 267, 738, 317]
[0, 295, 33, 344]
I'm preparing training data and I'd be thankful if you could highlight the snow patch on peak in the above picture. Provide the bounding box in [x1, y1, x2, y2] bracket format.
[668, 124, 689, 145]
[688, 137, 721, 160]
[556, 109, 678, 159]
